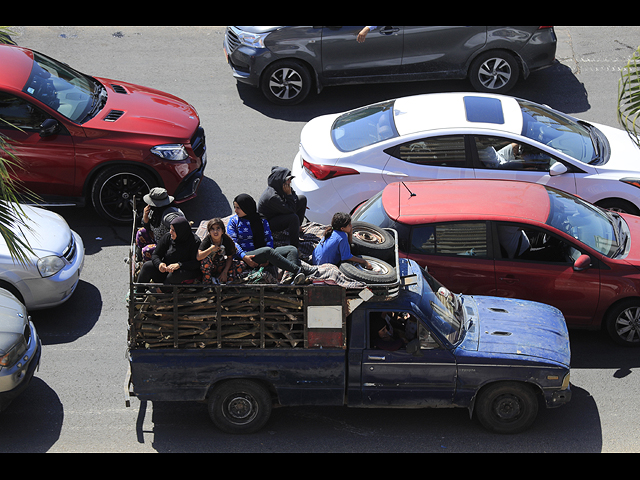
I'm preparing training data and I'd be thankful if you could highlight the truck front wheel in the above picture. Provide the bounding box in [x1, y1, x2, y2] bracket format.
[208, 380, 272, 434]
[475, 382, 538, 434]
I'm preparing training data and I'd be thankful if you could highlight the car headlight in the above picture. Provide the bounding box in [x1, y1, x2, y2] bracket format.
[238, 31, 270, 49]
[37, 256, 66, 277]
[151, 144, 189, 161]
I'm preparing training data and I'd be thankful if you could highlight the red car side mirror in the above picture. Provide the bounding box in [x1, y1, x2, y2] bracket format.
[573, 254, 591, 271]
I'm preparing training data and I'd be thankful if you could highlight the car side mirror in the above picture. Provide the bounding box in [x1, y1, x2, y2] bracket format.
[549, 162, 568, 176]
[573, 254, 591, 271]
[39, 118, 59, 137]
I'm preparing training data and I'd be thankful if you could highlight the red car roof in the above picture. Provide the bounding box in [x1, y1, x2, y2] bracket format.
[0, 45, 34, 91]
[382, 179, 551, 225]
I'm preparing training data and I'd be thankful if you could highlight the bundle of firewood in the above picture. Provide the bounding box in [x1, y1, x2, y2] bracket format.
[128, 285, 307, 349]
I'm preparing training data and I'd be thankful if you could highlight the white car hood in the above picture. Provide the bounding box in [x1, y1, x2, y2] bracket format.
[593, 122, 640, 173]
[5, 205, 71, 258]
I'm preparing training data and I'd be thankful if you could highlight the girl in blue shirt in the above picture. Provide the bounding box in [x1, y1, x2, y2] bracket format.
[312, 212, 372, 269]
[227, 194, 315, 284]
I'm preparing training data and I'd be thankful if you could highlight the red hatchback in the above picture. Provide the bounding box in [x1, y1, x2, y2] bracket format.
[352, 178, 640, 347]
[0, 45, 206, 223]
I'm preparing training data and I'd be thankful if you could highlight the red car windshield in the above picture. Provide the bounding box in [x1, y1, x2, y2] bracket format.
[545, 187, 622, 257]
[23, 51, 104, 124]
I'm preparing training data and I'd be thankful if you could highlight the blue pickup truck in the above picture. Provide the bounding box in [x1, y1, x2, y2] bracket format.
[126, 247, 571, 435]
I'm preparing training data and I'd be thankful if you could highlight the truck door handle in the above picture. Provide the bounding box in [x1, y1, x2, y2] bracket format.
[368, 355, 386, 361]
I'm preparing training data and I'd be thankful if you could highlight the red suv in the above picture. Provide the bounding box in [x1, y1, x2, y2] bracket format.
[0, 45, 206, 223]
[353, 179, 640, 347]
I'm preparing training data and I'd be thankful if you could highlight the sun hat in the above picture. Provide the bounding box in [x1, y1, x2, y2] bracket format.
[143, 187, 174, 207]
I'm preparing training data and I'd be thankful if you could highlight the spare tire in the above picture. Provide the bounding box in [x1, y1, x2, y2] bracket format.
[339, 256, 397, 284]
[351, 221, 395, 262]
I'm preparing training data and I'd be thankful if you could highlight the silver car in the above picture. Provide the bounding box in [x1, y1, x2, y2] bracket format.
[0, 288, 41, 411]
[0, 205, 84, 310]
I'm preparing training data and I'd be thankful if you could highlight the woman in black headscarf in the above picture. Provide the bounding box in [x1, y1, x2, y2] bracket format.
[227, 193, 316, 284]
[137, 216, 202, 286]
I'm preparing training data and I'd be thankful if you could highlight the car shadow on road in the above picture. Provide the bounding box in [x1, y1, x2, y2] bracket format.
[236, 61, 590, 123]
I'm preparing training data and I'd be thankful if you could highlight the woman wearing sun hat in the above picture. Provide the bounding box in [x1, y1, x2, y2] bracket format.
[135, 187, 184, 261]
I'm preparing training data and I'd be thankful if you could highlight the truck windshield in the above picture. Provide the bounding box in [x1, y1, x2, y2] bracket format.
[418, 268, 465, 344]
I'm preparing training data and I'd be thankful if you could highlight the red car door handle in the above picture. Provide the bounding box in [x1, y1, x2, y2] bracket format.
[499, 275, 519, 284]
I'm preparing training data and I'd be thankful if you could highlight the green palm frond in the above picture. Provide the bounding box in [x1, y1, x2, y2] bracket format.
[0, 133, 37, 266]
[0, 26, 16, 45]
[618, 46, 640, 149]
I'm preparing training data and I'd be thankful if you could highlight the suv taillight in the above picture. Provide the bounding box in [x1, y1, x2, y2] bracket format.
[302, 159, 359, 181]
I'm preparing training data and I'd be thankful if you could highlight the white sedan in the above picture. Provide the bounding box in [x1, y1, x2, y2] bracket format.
[0, 205, 84, 310]
[291, 92, 640, 225]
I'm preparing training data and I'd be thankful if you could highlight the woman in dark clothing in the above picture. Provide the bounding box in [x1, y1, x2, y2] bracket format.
[227, 193, 315, 284]
[135, 187, 184, 261]
[137, 216, 201, 286]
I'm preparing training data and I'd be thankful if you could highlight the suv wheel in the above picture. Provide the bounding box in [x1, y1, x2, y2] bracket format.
[469, 51, 520, 93]
[261, 60, 312, 105]
[91, 166, 154, 224]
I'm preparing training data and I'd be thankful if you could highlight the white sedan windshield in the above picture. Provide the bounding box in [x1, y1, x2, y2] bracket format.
[518, 99, 597, 164]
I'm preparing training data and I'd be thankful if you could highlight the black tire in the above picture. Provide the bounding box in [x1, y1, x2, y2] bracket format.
[339, 255, 397, 284]
[90, 166, 155, 224]
[208, 380, 272, 434]
[469, 50, 520, 94]
[605, 299, 640, 347]
[596, 199, 640, 216]
[351, 221, 395, 262]
[475, 382, 539, 434]
[260, 60, 312, 105]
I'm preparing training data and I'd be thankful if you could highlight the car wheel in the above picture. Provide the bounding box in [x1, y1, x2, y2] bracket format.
[91, 166, 155, 224]
[469, 51, 520, 93]
[208, 380, 272, 434]
[475, 382, 539, 434]
[351, 221, 395, 262]
[596, 199, 640, 216]
[260, 60, 312, 105]
[339, 255, 397, 284]
[605, 300, 640, 347]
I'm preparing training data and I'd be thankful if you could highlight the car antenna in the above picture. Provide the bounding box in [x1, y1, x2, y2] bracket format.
[402, 182, 416, 197]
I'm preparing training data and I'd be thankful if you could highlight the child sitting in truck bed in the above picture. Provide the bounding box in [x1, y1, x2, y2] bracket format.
[312, 212, 372, 270]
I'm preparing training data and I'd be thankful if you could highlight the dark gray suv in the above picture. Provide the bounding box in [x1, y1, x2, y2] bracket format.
[223, 26, 557, 105]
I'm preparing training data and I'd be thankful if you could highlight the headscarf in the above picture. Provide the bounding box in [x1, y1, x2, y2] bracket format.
[170, 215, 197, 248]
[234, 193, 266, 248]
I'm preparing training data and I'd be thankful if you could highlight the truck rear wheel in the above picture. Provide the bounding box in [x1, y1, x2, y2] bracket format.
[208, 380, 272, 434]
[475, 381, 538, 434]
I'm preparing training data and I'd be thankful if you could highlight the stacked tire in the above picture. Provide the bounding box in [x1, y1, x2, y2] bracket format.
[340, 221, 397, 284]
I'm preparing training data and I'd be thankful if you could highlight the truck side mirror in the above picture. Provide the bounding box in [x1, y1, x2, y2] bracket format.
[406, 338, 422, 356]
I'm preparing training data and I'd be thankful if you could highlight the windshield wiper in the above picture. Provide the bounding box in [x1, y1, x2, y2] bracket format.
[79, 81, 107, 123]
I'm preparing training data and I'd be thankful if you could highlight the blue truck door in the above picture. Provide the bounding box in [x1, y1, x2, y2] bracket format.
[360, 311, 457, 407]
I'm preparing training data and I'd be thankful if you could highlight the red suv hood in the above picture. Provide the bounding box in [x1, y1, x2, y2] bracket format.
[83, 77, 199, 140]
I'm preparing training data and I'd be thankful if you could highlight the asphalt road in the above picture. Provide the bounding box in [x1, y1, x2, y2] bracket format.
[1, 26, 639, 452]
